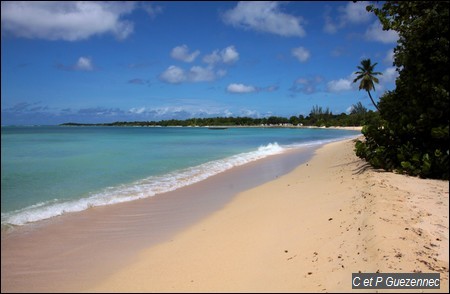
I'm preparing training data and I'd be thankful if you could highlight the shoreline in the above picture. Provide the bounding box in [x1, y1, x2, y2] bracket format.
[53, 124, 364, 131]
[90, 138, 448, 292]
[1, 128, 360, 229]
[2, 136, 447, 292]
[1, 141, 320, 292]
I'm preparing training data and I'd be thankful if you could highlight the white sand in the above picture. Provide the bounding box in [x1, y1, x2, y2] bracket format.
[90, 139, 449, 292]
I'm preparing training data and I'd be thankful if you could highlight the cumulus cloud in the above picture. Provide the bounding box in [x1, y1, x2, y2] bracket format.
[159, 44, 239, 84]
[326, 74, 356, 92]
[226, 82, 278, 94]
[160, 65, 226, 84]
[292, 46, 310, 62]
[329, 66, 398, 93]
[365, 21, 399, 44]
[227, 83, 257, 94]
[328, 66, 397, 94]
[188, 66, 220, 82]
[170, 45, 200, 63]
[380, 67, 399, 85]
[159, 65, 186, 84]
[202, 51, 222, 65]
[1, 1, 136, 41]
[160, 45, 238, 84]
[221, 46, 240, 64]
[222, 1, 305, 37]
[339, 1, 372, 24]
[323, 1, 372, 34]
[203, 46, 239, 65]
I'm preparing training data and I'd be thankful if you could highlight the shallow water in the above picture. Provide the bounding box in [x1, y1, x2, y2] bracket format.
[1, 126, 359, 227]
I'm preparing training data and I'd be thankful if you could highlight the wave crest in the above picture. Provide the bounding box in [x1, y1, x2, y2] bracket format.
[2, 142, 285, 226]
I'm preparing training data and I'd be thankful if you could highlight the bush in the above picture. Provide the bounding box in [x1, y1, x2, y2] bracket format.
[355, 1, 449, 180]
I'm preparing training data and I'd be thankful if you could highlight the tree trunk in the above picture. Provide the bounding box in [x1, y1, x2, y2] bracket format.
[367, 90, 380, 112]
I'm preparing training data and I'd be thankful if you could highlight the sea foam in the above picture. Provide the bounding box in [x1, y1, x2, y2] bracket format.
[2, 142, 286, 226]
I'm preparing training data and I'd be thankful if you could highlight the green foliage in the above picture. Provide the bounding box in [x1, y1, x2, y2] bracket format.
[353, 59, 383, 111]
[350, 102, 367, 115]
[61, 105, 374, 128]
[355, 1, 449, 180]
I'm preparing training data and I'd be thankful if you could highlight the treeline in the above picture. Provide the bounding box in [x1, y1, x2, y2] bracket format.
[355, 2, 448, 180]
[61, 103, 377, 127]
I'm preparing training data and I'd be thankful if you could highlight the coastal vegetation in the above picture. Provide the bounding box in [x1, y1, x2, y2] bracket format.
[353, 59, 382, 112]
[355, 1, 449, 180]
[60, 2, 448, 181]
[61, 103, 376, 128]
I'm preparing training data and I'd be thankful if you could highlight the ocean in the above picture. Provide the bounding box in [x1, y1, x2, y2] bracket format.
[1, 126, 359, 228]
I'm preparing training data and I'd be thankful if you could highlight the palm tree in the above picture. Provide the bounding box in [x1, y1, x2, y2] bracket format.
[353, 59, 382, 112]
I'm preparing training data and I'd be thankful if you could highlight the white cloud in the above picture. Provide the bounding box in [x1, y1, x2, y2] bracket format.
[129, 107, 146, 114]
[292, 46, 310, 62]
[323, 1, 372, 34]
[227, 83, 257, 94]
[203, 51, 222, 65]
[170, 45, 200, 63]
[380, 67, 398, 85]
[160, 65, 226, 84]
[384, 49, 395, 65]
[365, 21, 399, 44]
[221, 46, 239, 64]
[74, 57, 94, 71]
[327, 67, 396, 93]
[162, 45, 237, 84]
[203, 46, 239, 65]
[327, 78, 353, 92]
[339, 1, 371, 24]
[159, 66, 186, 84]
[57, 56, 94, 71]
[222, 1, 305, 37]
[188, 66, 216, 82]
[128, 102, 241, 120]
[1, 1, 136, 41]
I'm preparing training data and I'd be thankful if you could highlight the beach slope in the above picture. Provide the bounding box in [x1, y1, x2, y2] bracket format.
[90, 139, 449, 292]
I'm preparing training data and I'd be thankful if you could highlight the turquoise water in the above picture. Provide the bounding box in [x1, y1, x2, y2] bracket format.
[1, 126, 359, 226]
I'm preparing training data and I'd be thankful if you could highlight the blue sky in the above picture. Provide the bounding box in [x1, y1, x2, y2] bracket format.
[1, 1, 399, 125]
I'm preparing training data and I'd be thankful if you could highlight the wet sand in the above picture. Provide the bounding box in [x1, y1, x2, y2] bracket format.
[1, 143, 317, 292]
[89, 138, 448, 292]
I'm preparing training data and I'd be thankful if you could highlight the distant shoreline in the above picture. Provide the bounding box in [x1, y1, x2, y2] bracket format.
[58, 122, 363, 131]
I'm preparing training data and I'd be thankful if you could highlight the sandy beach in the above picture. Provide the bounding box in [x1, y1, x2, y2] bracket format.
[90, 138, 449, 292]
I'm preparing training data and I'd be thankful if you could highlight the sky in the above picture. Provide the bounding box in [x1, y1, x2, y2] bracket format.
[1, 1, 399, 125]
